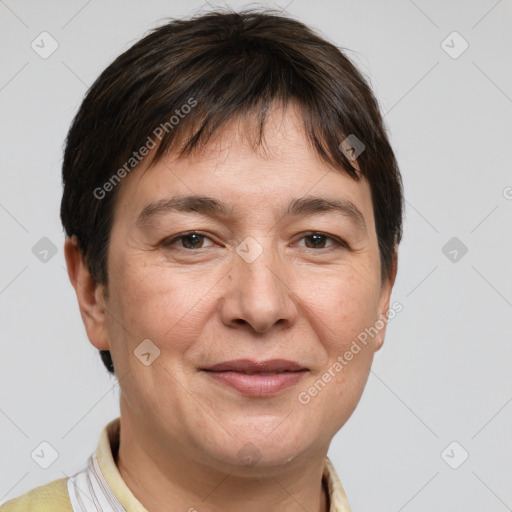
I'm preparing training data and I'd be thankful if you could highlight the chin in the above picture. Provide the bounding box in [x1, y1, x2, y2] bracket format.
[204, 431, 311, 472]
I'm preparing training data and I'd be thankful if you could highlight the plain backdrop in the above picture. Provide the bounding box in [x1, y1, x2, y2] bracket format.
[1, 1, 511, 510]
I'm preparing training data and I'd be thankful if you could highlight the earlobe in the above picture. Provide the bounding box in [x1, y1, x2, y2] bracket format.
[64, 236, 110, 351]
[374, 248, 399, 352]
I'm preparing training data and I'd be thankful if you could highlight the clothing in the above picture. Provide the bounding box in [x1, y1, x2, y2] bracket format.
[1, 417, 352, 511]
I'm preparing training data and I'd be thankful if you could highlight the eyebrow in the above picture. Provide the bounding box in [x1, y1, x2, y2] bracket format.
[136, 194, 367, 232]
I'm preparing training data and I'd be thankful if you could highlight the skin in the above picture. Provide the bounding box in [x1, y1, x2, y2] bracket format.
[65, 101, 397, 512]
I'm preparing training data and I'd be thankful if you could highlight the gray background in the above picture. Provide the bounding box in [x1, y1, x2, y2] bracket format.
[1, 0, 511, 510]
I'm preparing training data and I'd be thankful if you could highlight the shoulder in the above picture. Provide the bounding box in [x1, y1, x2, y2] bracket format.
[0, 477, 72, 512]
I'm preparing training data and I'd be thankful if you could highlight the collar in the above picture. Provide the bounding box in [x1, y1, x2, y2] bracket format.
[67, 417, 352, 512]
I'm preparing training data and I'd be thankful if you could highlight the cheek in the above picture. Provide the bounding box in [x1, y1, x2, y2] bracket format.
[298, 260, 381, 343]
[296, 263, 380, 408]
[106, 258, 220, 354]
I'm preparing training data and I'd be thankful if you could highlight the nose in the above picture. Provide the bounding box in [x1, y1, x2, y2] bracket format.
[220, 242, 298, 334]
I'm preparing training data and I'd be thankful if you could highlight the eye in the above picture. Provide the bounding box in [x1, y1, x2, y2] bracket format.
[163, 232, 215, 250]
[294, 232, 346, 249]
[162, 231, 346, 251]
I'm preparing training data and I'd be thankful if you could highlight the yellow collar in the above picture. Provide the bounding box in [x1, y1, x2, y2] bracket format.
[70, 417, 352, 512]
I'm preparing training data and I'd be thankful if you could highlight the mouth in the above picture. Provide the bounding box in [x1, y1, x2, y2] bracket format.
[201, 359, 308, 396]
[202, 358, 307, 373]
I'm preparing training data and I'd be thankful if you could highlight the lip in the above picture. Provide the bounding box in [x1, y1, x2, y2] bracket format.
[201, 359, 308, 397]
[203, 359, 307, 373]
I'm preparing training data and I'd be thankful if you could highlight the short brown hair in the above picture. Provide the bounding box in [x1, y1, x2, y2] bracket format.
[60, 8, 404, 375]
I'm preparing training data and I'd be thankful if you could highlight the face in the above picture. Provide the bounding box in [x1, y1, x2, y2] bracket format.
[70, 102, 395, 472]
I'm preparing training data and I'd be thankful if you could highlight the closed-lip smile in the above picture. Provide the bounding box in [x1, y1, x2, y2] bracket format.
[201, 359, 308, 396]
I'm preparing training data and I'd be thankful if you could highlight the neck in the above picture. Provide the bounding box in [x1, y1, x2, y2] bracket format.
[116, 415, 330, 512]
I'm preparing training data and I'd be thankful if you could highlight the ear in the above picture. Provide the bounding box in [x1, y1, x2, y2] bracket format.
[374, 248, 398, 352]
[64, 236, 110, 351]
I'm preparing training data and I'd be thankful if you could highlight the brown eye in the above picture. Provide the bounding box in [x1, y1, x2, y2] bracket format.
[304, 233, 329, 248]
[181, 233, 204, 249]
[164, 232, 214, 250]
[296, 232, 340, 249]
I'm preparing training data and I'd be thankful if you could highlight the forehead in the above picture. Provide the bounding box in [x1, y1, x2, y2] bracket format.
[113, 102, 375, 229]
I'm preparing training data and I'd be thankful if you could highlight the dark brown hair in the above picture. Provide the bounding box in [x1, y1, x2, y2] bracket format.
[60, 8, 403, 375]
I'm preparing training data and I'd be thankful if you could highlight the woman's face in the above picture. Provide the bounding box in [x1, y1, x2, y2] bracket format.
[87, 103, 395, 471]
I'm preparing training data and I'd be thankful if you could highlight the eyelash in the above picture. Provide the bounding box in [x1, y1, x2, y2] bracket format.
[162, 231, 348, 251]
